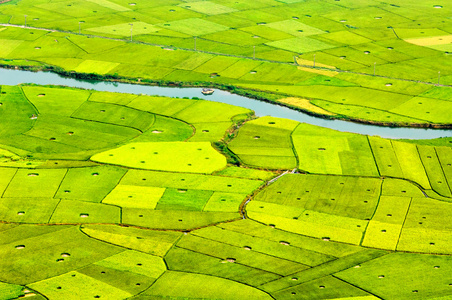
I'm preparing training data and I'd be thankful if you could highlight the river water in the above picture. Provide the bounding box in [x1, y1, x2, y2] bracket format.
[0, 68, 450, 139]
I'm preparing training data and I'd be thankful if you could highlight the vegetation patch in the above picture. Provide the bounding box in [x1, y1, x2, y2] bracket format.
[91, 142, 227, 173]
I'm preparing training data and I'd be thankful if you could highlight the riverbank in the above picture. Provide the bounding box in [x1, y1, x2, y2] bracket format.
[2, 63, 451, 130]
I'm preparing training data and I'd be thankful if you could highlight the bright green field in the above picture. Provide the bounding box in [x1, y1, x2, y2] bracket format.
[0, 0, 452, 125]
[91, 141, 227, 173]
[0, 0, 452, 297]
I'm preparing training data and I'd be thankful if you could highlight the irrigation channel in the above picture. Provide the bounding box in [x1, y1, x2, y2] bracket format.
[1, 68, 451, 140]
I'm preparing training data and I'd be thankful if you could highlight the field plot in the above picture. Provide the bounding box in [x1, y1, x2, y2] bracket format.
[0, 198, 60, 224]
[178, 1, 238, 15]
[292, 123, 379, 176]
[145, 271, 272, 300]
[0, 225, 123, 284]
[71, 101, 155, 132]
[72, 60, 119, 74]
[228, 116, 298, 170]
[157, 18, 229, 36]
[86, 22, 159, 37]
[54, 166, 126, 202]
[267, 37, 335, 53]
[336, 252, 452, 300]
[397, 197, 452, 254]
[82, 224, 182, 256]
[3, 168, 67, 198]
[0, 86, 36, 137]
[91, 141, 227, 173]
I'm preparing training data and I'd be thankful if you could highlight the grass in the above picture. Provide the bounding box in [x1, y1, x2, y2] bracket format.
[368, 136, 403, 178]
[120, 169, 264, 194]
[95, 250, 166, 278]
[71, 101, 156, 132]
[164, 247, 281, 287]
[122, 209, 240, 230]
[157, 18, 229, 36]
[247, 211, 367, 245]
[293, 124, 379, 176]
[191, 225, 334, 266]
[0, 85, 37, 137]
[91, 142, 227, 174]
[49, 200, 121, 224]
[145, 270, 272, 300]
[267, 36, 335, 53]
[3, 169, 67, 198]
[418, 145, 452, 197]
[55, 166, 126, 203]
[86, 22, 159, 37]
[73, 59, 120, 74]
[336, 252, 452, 299]
[30, 271, 132, 299]
[81, 224, 182, 256]
[172, 100, 252, 123]
[228, 116, 298, 170]
[214, 166, 276, 181]
[176, 234, 309, 276]
[0, 282, 24, 300]
[155, 188, 213, 211]
[77, 263, 155, 296]
[203, 192, 248, 212]
[102, 185, 165, 209]
[178, 1, 238, 16]
[22, 86, 89, 116]
[254, 173, 381, 220]
[0, 198, 60, 224]
[0, 226, 123, 284]
[272, 275, 373, 300]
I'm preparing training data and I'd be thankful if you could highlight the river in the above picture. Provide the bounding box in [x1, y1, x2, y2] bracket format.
[0, 68, 450, 139]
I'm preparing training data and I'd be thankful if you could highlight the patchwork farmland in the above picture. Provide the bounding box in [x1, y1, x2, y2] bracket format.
[0, 0, 451, 299]
[0, 0, 451, 126]
[0, 84, 451, 299]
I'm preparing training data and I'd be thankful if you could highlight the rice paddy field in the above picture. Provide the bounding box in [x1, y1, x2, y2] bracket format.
[0, 0, 451, 125]
[0, 82, 450, 299]
[0, 0, 452, 299]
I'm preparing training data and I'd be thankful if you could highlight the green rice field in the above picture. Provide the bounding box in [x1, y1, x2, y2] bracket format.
[0, 0, 451, 299]
[0, 0, 451, 125]
[0, 82, 450, 299]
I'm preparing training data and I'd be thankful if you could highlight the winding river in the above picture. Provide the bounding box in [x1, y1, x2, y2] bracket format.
[0, 68, 450, 140]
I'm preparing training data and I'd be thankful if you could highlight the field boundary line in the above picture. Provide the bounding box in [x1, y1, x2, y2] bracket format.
[152, 266, 277, 300]
[360, 179, 384, 247]
[394, 197, 413, 251]
[189, 231, 314, 266]
[332, 274, 384, 299]
[69, 115, 144, 133]
[52, 168, 68, 199]
[434, 147, 452, 196]
[266, 250, 389, 292]
[366, 137, 382, 178]
[312, 98, 432, 124]
[65, 37, 88, 54]
[173, 244, 285, 277]
[47, 198, 62, 224]
[0, 167, 17, 198]
[289, 123, 301, 169]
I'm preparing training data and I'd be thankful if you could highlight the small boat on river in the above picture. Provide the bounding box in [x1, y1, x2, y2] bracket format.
[201, 88, 214, 95]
